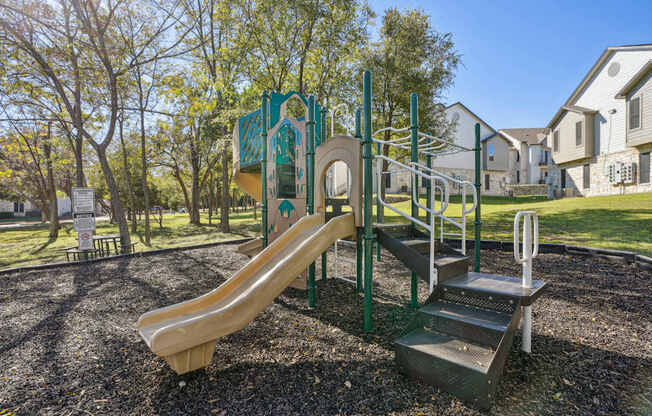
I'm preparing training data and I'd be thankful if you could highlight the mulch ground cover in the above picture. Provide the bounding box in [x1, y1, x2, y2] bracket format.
[0, 244, 650, 415]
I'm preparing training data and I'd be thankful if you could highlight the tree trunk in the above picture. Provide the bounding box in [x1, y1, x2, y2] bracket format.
[138, 83, 151, 244]
[96, 146, 131, 251]
[220, 145, 230, 232]
[119, 116, 138, 234]
[43, 126, 59, 239]
[190, 166, 200, 225]
[74, 134, 85, 187]
[208, 171, 214, 225]
[173, 167, 192, 220]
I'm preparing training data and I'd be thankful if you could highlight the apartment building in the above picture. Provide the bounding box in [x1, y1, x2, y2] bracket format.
[546, 44, 652, 196]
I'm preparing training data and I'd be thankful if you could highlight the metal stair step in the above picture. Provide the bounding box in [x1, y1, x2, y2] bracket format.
[401, 239, 437, 254]
[395, 328, 494, 373]
[374, 223, 412, 238]
[394, 328, 496, 409]
[440, 272, 547, 307]
[433, 255, 469, 283]
[418, 301, 511, 347]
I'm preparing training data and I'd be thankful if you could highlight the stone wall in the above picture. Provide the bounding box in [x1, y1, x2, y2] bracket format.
[506, 184, 548, 196]
[555, 146, 652, 197]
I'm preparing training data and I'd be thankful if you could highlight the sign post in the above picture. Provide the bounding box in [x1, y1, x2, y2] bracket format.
[72, 187, 96, 261]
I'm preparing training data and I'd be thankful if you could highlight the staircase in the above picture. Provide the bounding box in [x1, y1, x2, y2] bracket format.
[376, 224, 547, 410]
[375, 224, 469, 285]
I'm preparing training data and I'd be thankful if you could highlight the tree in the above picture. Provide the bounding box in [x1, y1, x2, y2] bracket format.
[242, 0, 372, 103]
[0, 120, 72, 234]
[360, 7, 460, 221]
[0, 0, 192, 251]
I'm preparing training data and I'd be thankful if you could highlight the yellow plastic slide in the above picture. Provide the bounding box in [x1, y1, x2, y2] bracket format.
[136, 212, 356, 374]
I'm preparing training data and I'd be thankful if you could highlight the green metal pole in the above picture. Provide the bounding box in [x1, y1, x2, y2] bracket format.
[261, 91, 269, 248]
[354, 108, 363, 293]
[320, 106, 327, 280]
[307, 96, 316, 307]
[410, 93, 419, 309]
[363, 70, 374, 331]
[474, 123, 482, 272]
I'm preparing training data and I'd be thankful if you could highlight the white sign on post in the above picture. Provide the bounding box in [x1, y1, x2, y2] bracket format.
[73, 213, 96, 232]
[78, 230, 94, 250]
[72, 187, 95, 214]
[72, 188, 96, 253]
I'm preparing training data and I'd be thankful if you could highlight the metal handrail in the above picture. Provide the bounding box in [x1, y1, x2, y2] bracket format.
[412, 162, 477, 216]
[514, 211, 539, 264]
[375, 155, 450, 293]
[513, 210, 539, 354]
[376, 155, 449, 216]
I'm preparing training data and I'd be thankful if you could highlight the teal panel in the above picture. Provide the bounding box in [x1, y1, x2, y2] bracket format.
[238, 109, 262, 168]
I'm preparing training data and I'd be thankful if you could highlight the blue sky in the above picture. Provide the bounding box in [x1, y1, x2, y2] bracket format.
[370, 0, 651, 129]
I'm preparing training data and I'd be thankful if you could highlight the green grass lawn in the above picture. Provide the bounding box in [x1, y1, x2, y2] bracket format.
[381, 192, 652, 256]
[1, 193, 651, 270]
[0, 211, 259, 270]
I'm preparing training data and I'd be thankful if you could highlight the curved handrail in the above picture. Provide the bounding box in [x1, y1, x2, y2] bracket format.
[513, 210, 539, 264]
[375, 154, 449, 224]
[411, 163, 477, 216]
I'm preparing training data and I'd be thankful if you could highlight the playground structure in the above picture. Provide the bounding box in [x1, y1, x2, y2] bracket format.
[136, 71, 546, 410]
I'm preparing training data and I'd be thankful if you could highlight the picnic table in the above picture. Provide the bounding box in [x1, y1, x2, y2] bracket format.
[93, 234, 120, 257]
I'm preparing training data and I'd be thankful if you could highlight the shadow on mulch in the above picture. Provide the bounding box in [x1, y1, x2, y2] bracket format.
[0, 246, 650, 415]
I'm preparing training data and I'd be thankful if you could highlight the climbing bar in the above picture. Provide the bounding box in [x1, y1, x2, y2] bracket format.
[418, 131, 473, 152]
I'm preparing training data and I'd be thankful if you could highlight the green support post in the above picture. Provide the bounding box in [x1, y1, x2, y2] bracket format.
[363, 71, 374, 331]
[355, 108, 363, 293]
[261, 91, 269, 248]
[409, 93, 419, 309]
[307, 96, 317, 307]
[474, 123, 482, 272]
[320, 106, 327, 280]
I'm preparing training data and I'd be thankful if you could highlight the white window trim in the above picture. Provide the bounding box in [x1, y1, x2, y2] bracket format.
[628, 94, 643, 131]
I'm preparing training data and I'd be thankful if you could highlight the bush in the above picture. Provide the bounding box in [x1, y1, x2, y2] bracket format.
[0, 212, 14, 219]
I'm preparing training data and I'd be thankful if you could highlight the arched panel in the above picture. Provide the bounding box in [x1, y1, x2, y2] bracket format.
[314, 136, 362, 227]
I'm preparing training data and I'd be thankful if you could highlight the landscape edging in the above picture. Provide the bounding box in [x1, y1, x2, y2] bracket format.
[0, 237, 254, 276]
[442, 238, 652, 272]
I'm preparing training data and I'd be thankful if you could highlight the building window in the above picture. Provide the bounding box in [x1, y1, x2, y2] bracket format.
[543, 150, 548, 164]
[575, 121, 583, 146]
[13, 202, 24, 213]
[385, 172, 391, 188]
[488, 144, 494, 161]
[516, 170, 520, 184]
[516, 151, 520, 162]
[583, 164, 590, 189]
[485, 174, 490, 190]
[553, 131, 560, 152]
[629, 97, 641, 130]
[641, 152, 650, 184]
[561, 168, 567, 188]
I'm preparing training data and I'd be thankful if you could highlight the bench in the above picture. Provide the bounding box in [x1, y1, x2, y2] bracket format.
[65, 248, 101, 262]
